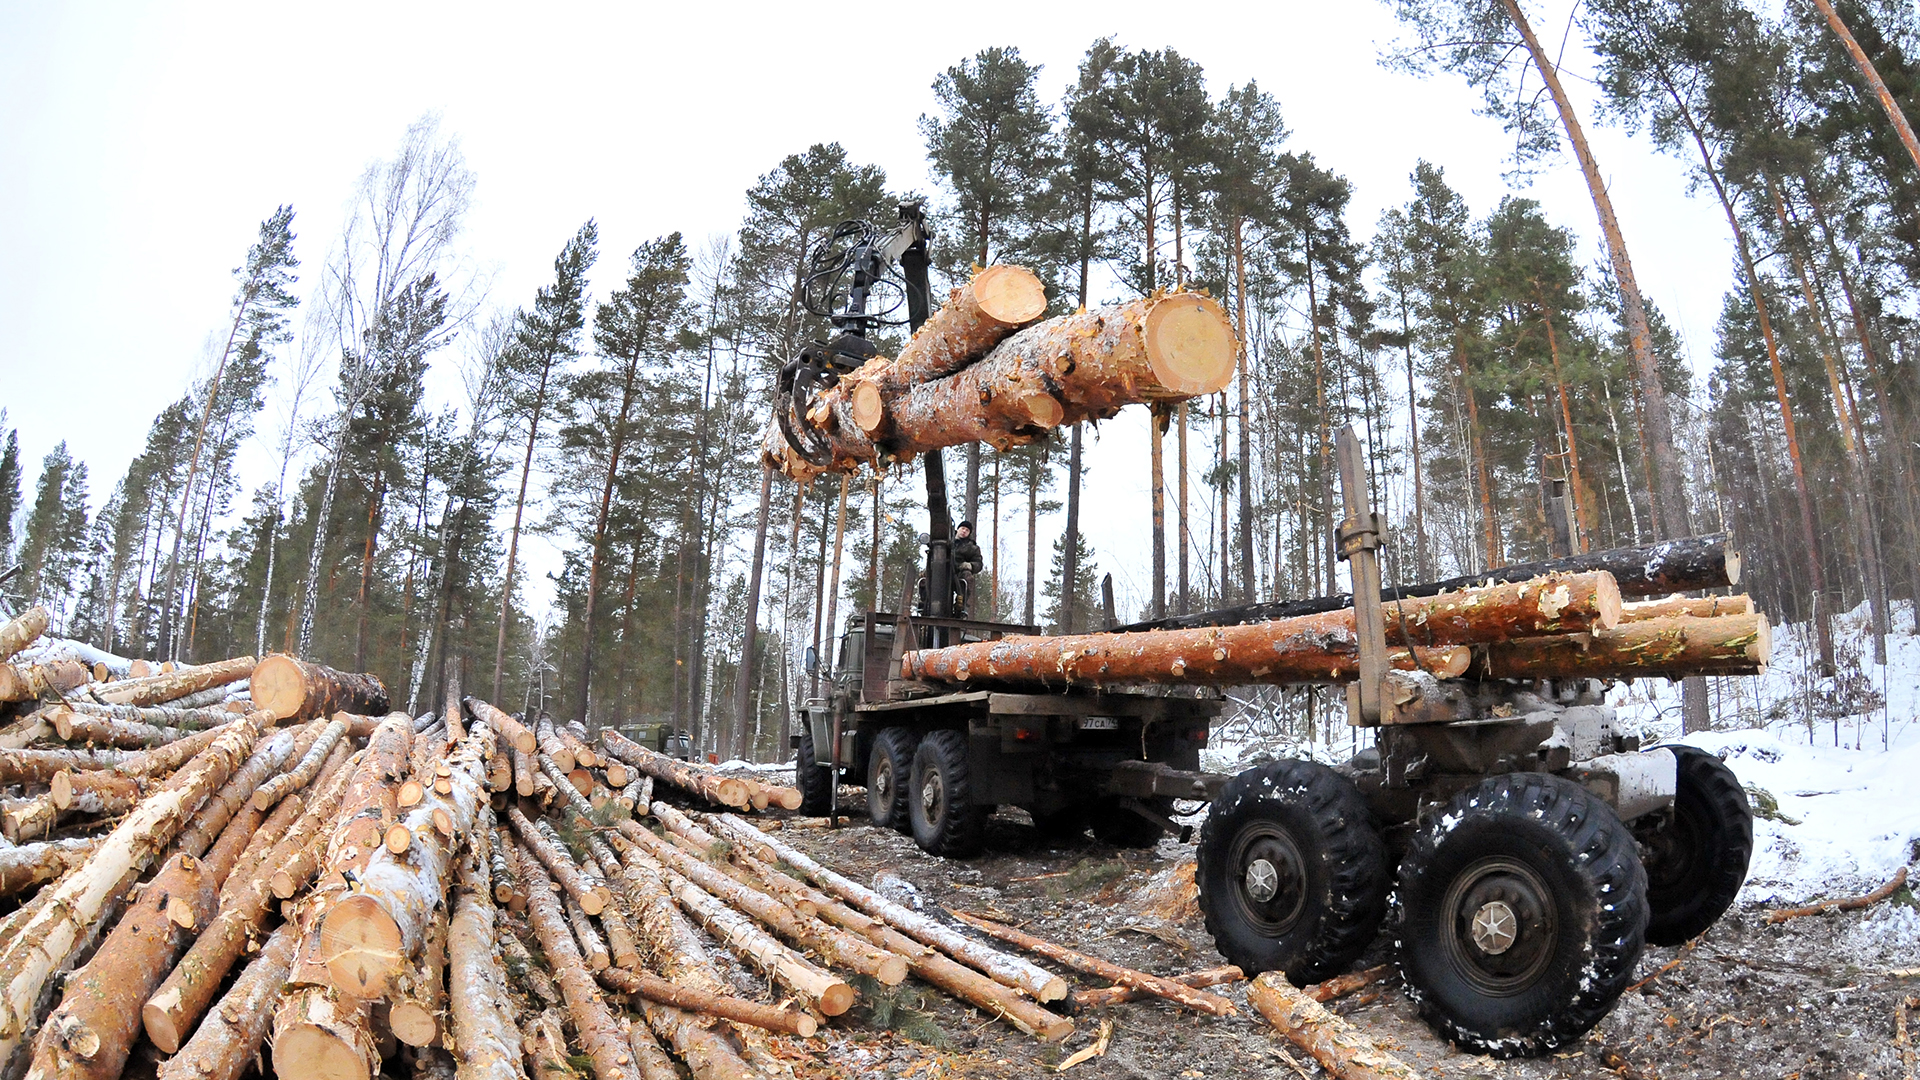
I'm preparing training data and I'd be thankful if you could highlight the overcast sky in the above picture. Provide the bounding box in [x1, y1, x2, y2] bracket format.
[0, 0, 1733, 623]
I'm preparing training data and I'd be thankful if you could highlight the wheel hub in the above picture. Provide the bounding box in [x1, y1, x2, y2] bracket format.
[921, 771, 944, 818]
[1470, 900, 1518, 954]
[1245, 858, 1280, 903]
[874, 760, 894, 802]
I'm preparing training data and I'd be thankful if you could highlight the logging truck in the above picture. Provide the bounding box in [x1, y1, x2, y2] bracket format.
[771, 211, 1756, 1056]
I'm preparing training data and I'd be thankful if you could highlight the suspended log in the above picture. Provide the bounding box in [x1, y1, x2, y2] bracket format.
[0, 837, 99, 898]
[1072, 965, 1245, 1008]
[154, 921, 298, 1080]
[1246, 971, 1420, 1080]
[0, 659, 88, 702]
[50, 707, 194, 748]
[602, 728, 750, 808]
[505, 805, 606, 915]
[1475, 613, 1771, 680]
[251, 654, 390, 721]
[446, 804, 529, 1080]
[597, 967, 818, 1037]
[514, 842, 645, 1080]
[317, 719, 491, 998]
[773, 288, 1237, 479]
[144, 743, 353, 1053]
[1130, 533, 1743, 632]
[96, 655, 255, 707]
[462, 695, 537, 754]
[949, 911, 1235, 1016]
[0, 607, 50, 662]
[254, 717, 348, 809]
[708, 812, 1067, 1002]
[1620, 593, 1754, 622]
[0, 710, 266, 1055]
[874, 265, 1049, 388]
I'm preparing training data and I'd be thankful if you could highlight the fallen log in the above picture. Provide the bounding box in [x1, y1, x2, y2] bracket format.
[1126, 533, 1744, 632]
[1475, 612, 1771, 680]
[597, 965, 817, 1037]
[143, 742, 352, 1052]
[250, 654, 389, 721]
[772, 288, 1236, 479]
[1072, 965, 1244, 1008]
[153, 921, 299, 1080]
[0, 838, 100, 898]
[708, 812, 1068, 1003]
[96, 655, 254, 707]
[1247, 971, 1420, 1080]
[0, 607, 49, 662]
[317, 718, 491, 998]
[0, 711, 267, 1054]
[445, 803, 530, 1080]
[949, 910, 1235, 1017]
[0, 659, 89, 702]
[1308, 964, 1395, 1003]
[514, 840, 645, 1080]
[1766, 866, 1910, 923]
[603, 728, 750, 808]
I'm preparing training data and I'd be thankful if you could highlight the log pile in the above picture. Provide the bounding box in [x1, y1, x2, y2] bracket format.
[766, 268, 1238, 481]
[904, 567, 1770, 692]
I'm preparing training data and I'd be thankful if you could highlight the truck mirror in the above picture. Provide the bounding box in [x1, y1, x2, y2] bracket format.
[803, 646, 819, 675]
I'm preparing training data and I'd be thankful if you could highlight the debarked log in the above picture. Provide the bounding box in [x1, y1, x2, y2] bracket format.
[1473, 612, 1770, 680]
[769, 289, 1237, 479]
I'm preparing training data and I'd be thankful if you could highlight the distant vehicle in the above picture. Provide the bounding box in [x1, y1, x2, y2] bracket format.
[622, 721, 691, 761]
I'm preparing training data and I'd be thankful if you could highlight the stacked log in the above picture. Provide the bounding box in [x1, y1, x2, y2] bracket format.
[602, 728, 751, 809]
[250, 654, 390, 720]
[95, 656, 254, 708]
[0, 607, 51, 662]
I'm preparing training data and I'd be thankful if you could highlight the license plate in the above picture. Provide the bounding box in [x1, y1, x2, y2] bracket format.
[1078, 716, 1118, 731]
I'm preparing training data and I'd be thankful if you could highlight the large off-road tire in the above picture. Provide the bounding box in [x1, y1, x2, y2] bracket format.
[794, 726, 833, 817]
[1393, 773, 1647, 1058]
[1635, 745, 1752, 945]
[1088, 796, 1174, 848]
[1196, 759, 1388, 985]
[867, 727, 919, 832]
[909, 729, 989, 858]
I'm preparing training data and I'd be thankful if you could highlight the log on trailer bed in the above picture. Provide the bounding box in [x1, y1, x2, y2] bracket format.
[250, 654, 390, 720]
[1124, 533, 1742, 632]
[769, 288, 1238, 480]
[1474, 612, 1771, 679]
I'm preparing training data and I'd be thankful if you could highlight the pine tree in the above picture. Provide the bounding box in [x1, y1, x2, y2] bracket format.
[0, 416, 21, 568]
[17, 443, 89, 615]
[1041, 528, 1098, 635]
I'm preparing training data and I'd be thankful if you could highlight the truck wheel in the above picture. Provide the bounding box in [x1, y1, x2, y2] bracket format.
[794, 727, 833, 817]
[1088, 797, 1174, 848]
[909, 730, 988, 858]
[1393, 773, 1647, 1058]
[867, 727, 918, 832]
[1195, 759, 1387, 985]
[1635, 745, 1752, 945]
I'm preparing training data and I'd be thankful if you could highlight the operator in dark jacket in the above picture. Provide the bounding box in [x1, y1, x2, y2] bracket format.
[952, 521, 983, 615]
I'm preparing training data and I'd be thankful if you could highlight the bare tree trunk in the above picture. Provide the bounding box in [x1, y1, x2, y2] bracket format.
[1235, 220, 1257, 600]
[493, 366, 555, 702]
[1063, 424, 1082, 633]
[1541, 306, 1591, 548]
[1809, 0, 1920, 176]
[732, 466, 773, 762]
[575, 366, 641, 726]
[1151, 407, 1167, 619]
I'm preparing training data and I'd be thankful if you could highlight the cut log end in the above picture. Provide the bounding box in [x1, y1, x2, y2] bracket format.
[396, 779, 425, 808]
[851, 380, 887, 435]
[249, 655, 308, 720]
[1141, 293, 1237, 395]
[385, 823, 413, 854]
[273, 1021, 377, 1080]
[388, 1000, 439, 1048]
[817, 979, 856, 1017]
[971, 264, 1048, 324]
[141, 998, 184, 1056]
[318, 894, 406, 998]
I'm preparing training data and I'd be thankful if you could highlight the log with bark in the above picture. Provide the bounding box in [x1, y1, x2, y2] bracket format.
[0, 746, 131, 785]
[596, 966, 818, 1037]
[5, 772, 143, 842]
[120, 723, 232, 779]
[867, 265, 1048, 387]
[317, 718, 492, 998]
[61, 699, 241, 729]
[0, 607, 49, 663]
[1072, 965, 1245, 1009]
[0, 710, 267, 1055]
[949, 910, 1235, 1016]
[251, 653, 390, 721]
[513, 840, 645, 1080]
[771, 288, 1237, 480]
[536, 716, 576, 772]
[707, 812, 1068, 1002]
[253, 716, 349, 808]
[462, 695, 537, 754]
[143, 741, 353, 1052]
[1620, 593, 1754, 621]
[0, 838, 100, 898]
[49, 707, 195, 748]
[1246, 971, 1420, 1080]
[0, 659, 89, 702]
[566, 892, 614, 972]
[387, 900, 449, 1048]
[1126, 532, 1744, 632]
[1765, 865, 1910, 923]
[95, 655, 255, 707]
[1474, 612, 1771, 680]
[153, 921, 298, 1080]
[445, 804, 529, 1080]
[504, 805, 608, 915]
[271, 981, 378, 1080]
[602, 728, 750, 809]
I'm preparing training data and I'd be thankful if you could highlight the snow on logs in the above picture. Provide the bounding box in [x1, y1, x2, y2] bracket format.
[601, 727, 752, 809]
[95, 655, 254, 708]
[769, 284, 1237, 480]
[250, 653, 390, 721]
[0, 606, 51, 663]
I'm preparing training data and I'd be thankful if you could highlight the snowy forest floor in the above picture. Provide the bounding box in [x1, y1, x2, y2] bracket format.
[716, 605, 1920, 1080]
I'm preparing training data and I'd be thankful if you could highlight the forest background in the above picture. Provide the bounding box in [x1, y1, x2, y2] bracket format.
[2, 0, 1915, 760]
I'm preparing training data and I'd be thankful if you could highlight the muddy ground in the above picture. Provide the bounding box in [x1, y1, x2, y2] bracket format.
[741, 808, 1919, 1080]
